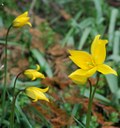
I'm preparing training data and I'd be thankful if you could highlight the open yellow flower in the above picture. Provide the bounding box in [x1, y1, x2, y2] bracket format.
[24, 65, 45, 80]
[25, 86, 49, 102]
[69, 35, 117, 84]
[12, 11, 32, 28]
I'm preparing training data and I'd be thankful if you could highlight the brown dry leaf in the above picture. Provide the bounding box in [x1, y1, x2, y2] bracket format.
[33, 15, 46, 26]
[102, 122, 114, 128]
[49, 103, 71, 127]
[94, 101, 116, 115]
[8, 46, 26, 62]
[4, 7, 19, 16]
[107, 0, 120, 7]
[8, 45, 29, 77]
[28, 102, 72, 127]
[102, 125, 119, 128]
[30, 28, 45, 52]
[10, 67, 22, 76]
[65, 96, 88, 111]
[65, 86, 119, 127]
[47, 44, 67, 57]
[30, 28, 42, 37]
[59, 9, 71, 20]
[102, 122, 120, 128]
[46, 44, 69, 80]
[42, 77, 71, 90]
[0, 44, 4, 59]
[0, 28, 7, 37]
[54, 59, 68, 78]
[92, 110, 105, 124]
[92, 101, 106, 125]
[17, 58, 29, 69]
[91, 100, 118, 127]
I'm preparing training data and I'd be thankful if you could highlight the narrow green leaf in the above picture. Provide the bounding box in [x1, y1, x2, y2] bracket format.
[78, 18, 94, 29]
[113, 31, 120, 55]
[105, 75, 118, 94]
[93, 0, 102, 19]
[78, 27, 91, 49]
[30, 106, 51, 127]
[115, 89, 120, 99]
[84, 89, 110, 104]
[108, 31, 120, 62]
[15, 100, 32, 128]
[108, 8, 118, 46]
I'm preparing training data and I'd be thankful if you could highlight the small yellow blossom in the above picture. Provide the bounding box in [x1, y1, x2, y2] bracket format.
[24, 65, 45, 80]
[25, 86, 49, 102]
[69, 35, 117, 84]
[13, 11, 32, 28]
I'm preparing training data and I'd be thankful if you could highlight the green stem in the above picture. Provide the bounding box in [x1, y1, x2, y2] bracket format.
[12, 71, 23, 97]
[1, 24, 12, 124]
[10, 72, 23, 128]
[85, 79, 93, 128]
[85, 74, 100, 128]
[4, 24, 12, 85]
[10, 90, 23, 128]
[91, 74, 100, 101]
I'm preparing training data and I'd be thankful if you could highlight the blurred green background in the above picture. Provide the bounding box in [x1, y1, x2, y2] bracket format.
[0, 0, 120, 127]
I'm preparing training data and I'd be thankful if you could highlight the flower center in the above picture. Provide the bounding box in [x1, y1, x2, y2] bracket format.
[87, 62, 94, 69]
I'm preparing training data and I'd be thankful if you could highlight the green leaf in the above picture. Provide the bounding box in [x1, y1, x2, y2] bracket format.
[15, 99, 32, 128]
[84, 89, 110, 104]
[108, 8, 118, 46]
[93, 0, 102, 19]
[105, 75, 118, 94]
[78, 27, 91, 49]
[108, 31, 120, 62]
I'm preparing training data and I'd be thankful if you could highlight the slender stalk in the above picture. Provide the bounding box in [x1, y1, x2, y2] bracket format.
[73, 116, 85, 128]
[1, 24, 12, 124]
[10, 72, 23, 128]
[91, 73, 100, 101]
[10, 90, 23, 128]
[12, 71, 23, 97]
[4, 24, 12, 85]
[85, 74, 100, 128]
[85, 79, 93, 128]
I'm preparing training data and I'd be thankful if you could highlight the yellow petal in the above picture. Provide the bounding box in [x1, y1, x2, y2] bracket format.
[24, 70, 33, 79]
[24, 69, 45, 80]
[35, 90, 49, 102]
[13, 18, 30, 28]
[36, 64, 40, 71]
[27, 22, 32, 27]
[26, 88, 37, 100]
[69, 50, 93, 70]
[69, 68, 97, 79]
[91, 35, 108, 64]
[97, 64, 117, 76]
[17, 11, 28, 18]
[69, 74, 87, 84]
[33, 86, 49, 93]
[33, 99, 37, 102]
[13, 11, 31, 28]
[35, 72, 45, 79]
[31, 76, 36, 81]
[25, 87, 49, 102]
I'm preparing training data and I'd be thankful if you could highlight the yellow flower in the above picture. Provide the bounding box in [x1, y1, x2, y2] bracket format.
[25, 86, 49, 102]
[13, 11, 32, 28]
[24, 65, 45, 80]
[69, 35, 117, 84]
